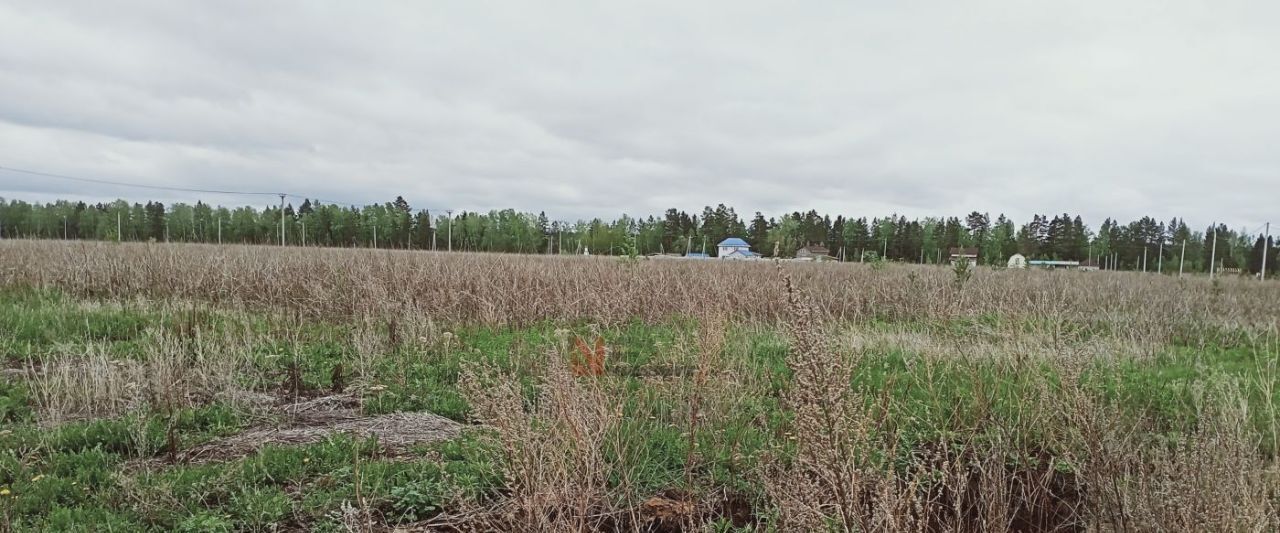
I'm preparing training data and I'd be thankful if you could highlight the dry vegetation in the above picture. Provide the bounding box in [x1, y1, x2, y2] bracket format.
[4, 240, 1277, 333]
[1, 240, 1279, 532]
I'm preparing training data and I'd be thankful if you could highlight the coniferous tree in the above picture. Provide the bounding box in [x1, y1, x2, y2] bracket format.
[0, 196, 1262, 273]
[747, 213, 770, 253]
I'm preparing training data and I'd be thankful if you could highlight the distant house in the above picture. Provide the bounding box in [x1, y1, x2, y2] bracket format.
[795, 245, 833, 261]
[716, 238, 759, 260]
[722, 249, 760, 260]
[1028, 260, 1081, 270]
[948, 247, 979, 266]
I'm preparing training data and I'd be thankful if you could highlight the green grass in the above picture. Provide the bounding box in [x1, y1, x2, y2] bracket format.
[0, 286, 1276, 530]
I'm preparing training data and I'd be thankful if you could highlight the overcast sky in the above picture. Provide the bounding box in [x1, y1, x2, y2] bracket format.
[1, 1, 1277, 228]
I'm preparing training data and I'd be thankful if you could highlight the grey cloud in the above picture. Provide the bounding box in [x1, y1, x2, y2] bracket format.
[1, 0, 1278, 228]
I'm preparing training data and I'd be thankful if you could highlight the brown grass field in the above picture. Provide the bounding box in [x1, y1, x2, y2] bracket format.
[1, 240, 1278, 531]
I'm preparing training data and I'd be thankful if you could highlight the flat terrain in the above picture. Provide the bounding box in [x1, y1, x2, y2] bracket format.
[1, 241, 1278, 531]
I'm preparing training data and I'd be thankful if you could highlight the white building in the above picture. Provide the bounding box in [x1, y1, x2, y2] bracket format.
[716, 238, 759, 260]
[1007, 253, 1027, 269]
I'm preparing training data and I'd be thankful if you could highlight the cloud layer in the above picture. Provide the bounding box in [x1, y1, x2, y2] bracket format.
[1, 0, 1277, 227]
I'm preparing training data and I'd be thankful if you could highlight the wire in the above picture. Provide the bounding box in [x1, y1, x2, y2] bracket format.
[295, 195, 368, 209]
[0, 165, 282, 197]
[0, 164, 452, 213]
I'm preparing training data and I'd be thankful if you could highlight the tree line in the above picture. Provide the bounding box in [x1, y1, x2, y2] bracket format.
[1, 197, 1275, 275]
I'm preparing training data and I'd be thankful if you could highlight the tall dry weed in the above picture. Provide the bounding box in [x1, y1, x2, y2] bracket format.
[26, 327, 253, 425]
[766, 266, 874, 531]
[458, 345, 622, 530]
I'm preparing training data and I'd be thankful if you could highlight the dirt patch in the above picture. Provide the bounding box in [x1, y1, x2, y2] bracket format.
[3, 357, 43, 380]
[180, 394, 462, 463]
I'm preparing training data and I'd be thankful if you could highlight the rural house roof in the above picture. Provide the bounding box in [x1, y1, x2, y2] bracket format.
[718, 238, 750, 247]
[948, 247, 979, 256]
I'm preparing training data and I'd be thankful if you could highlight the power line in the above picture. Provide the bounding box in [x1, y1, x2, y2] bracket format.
[0, 165, 282, 197]
[0, 164, 452, 213]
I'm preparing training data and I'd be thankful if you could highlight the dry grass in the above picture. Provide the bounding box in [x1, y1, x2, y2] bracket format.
[3, 240, 1278, 336]
[755, 267, 1279, 532]
[24, 328, 256, 425]
[4, 240, 1280, 531]
[458, 344, 624, 531]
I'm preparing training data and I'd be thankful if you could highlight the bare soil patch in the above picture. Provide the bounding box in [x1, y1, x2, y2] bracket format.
[181, 393, 462, 463]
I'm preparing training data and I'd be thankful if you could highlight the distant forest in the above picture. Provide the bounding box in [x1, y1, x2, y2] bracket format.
[1, 197, 1275, 275]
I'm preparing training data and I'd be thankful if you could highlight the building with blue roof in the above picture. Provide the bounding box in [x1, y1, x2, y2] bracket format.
[717, 237, 759, 260]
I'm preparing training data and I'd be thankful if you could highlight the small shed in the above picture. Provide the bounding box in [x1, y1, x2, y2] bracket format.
[795, 245, 832, 260]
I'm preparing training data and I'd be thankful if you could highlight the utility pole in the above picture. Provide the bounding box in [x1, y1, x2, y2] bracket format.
[301, 221, 306, 247]
[1179, 239, 1186, 277]
[446, 210, 453, 252]
[1157, 241, 1163, 274]
[1142, 247, 1147, 273]
[1209, 223, 1218, 280]
[1263, 222, 1271, 281]
[117, 212, 122, 243]
[701, 235, 706, 255]
[63, 216, 67, 240]
[217, 218, 222, 245]
[279, 194, 286, 246]
[373, 223, 378, 249]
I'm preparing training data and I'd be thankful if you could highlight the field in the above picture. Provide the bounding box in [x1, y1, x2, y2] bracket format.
[1, 240, 1278, 532]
